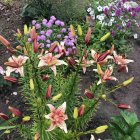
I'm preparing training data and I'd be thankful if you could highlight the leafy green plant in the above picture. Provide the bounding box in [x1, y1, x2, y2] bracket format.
[109, 111, 140, 140]
[22, 0, 90, 22]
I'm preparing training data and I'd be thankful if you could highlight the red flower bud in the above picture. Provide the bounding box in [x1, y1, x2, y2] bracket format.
[0, 35, 16, 54]
[118, 65, 127, 72]
[31, 27, 37, 41]
[118, 104, 131, 109]
[85, 27, 92, 45]
[8, 106, 22, 117]
[34, 133, 40, 140]
[97, 50, 110, 62]
[85, 50, 89, 58]
[67, 57, 77, 66]
[4, 76, 17, 83]
[0, 113, 9, 120]
[48, 42, 58, 53]
[84, 89, 94, 99]
[42, 75, 50, 81]
[33, 39, 41, 54]
[78, 104, 85, 117]
[46, 85, 52, 100]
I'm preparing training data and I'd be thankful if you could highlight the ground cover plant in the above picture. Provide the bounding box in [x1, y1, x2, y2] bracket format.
[0, 0, 139, 140]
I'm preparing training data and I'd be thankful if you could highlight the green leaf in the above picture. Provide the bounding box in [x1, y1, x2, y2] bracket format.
[121, 111, 139, 126]
[131, 122, 140, 140]
[0, 125, 16, 130]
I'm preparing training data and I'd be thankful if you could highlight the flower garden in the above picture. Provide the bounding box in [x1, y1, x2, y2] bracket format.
[0, 0, 140, 140]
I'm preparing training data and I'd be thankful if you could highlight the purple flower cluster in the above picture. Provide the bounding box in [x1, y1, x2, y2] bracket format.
[29, 16, 77, 55]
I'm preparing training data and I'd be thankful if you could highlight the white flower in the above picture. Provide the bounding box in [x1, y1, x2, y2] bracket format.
[133, 33, 138, 39]
[12, 92, 18, 95]
[108, 21, 112, 26]
[122, 21, 126, 27]
[0, 66, 5, 75]
[90, 135, 95, 140]
[110, 17, 115, 22]
[90, 10, 95, 16]
[96, 14, 105, 21]
[124, 1, 138, 9]
[97, 6, 103, 12]
[87, 7, 92, 12]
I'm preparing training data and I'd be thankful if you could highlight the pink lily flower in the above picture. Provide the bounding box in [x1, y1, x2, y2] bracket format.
[45, 102, 68, 133]
[94, 65, 118, 85]
[113, 51, 134, 72]
[0, 66, 5, 75]
[76, 56, 94, 74]
[38, 52, 67, 76]
[5, 55, 28, 77]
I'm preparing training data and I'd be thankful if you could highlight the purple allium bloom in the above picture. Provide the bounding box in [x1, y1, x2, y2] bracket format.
[55, 20, 61, 26]
[49, 19, 54, 24]
[46, 44, 51, 48]
[40, 35, 46, 40]
[72, 46, 76, 49]
[131, 12, 137, 17]
[61, 28, 67, 33]
[67, 48, 72, 53]
[28, 38, 32, 42]
[46, 29, 53, 37]
[135, 6, 140, 12]
[65, 51, 70, 56]
[46, 40, 51, 44]
[35, 23, 41, 29]
[46, 22, 52, 28]
[64, 36, 68, 39]
[50, 16, 56, 21]
[60, 22, 65, 27]
[115, 9, 122, 16]
[32, 20, 36, 25]
[57, 34, 62, 38]
[127, 21, 132, 28]
[42, 19, 47, 23]
[37, 36, 41, 41]
[40, 31, 45, 35]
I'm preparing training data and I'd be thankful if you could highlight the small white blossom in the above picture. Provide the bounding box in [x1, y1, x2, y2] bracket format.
[133, 33, 138, 39]
[12, 92, 18, 96]
[97, 6, 103, 12]
[87, 7, 92, 12]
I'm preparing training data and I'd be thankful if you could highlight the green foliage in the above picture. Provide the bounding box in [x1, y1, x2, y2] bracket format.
[109, 111, 140, 140]
[22, 0, 90, 22]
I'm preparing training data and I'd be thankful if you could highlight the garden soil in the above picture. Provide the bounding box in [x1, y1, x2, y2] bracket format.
[0, 1, 140, 140]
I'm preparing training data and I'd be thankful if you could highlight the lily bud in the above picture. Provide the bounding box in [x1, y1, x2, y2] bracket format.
[77, 25, 83, 36]
[46, 85, 52, 100]
[34, 133, 40, 140]
[30, 79, 34, 90]
[48, 41, 58, 53]
[97, 64, 103, 75]
[70, 25, 76, 37]
[22, 116, 31, 122]
[118, 104, 131, 109]
[24, 24, 28, 35]
[85, 50, 89, 58]
[85, 27, 92, 45]
[52, 93, 62, 101]
[8, 106, 22, 117]
[67, 57, 77, 66]
[78, 104, 85, 117]
[4, 130, 11, 134]
[123, 77, 134, 86]
[42, 75, 50, 81]
[4, 76, 17, 83]
[73, 107, 78, 119]
[0, 35, 16, 53]
[84, 89, 94, 99]
[0, 113, 9, 120]
[97, 50, 110, 62]
[16, 45, 23, 50]
[100, 32, 111, 42]
[16, 29, 22, 38]
[101, 94, 107, 100]
[31, 26, 37, 41]
[95, 125, 108, 134]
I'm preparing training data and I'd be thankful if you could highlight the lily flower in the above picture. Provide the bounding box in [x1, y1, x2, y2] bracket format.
[113, 51, 134, 72]
[0, 66, 5, 75]
[5, 55, 28, 77]
[45, 102, 68, 133]
[94, 64, 118, 85]
[38, 52, 67, 76]
[76, 56, 94, 74]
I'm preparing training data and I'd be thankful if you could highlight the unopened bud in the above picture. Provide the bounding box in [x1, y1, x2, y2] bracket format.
[95, 125, 108, 134]
[46, 85, 52, 100]
[34, 133, 40, 140]
[73, 107, 78, 119]
[78, 104, 85, 117]
[101, 95, 107, 100]
[118, 104, 131, 109]
[22, 116, 31, 122]
[42, 75, 50, 81]
[77, 25, 82, 36]
[4, 76, 17, 83]
[8, 106, 22, 117]
[52, 93, 62, 101]
[30, 79, 34, 90]
[67, 57, 77, 66]
[123, 77, 134, 86]
[48, 41, 58, 53]
[84, 89, 94, 99]
[70, 25, 76, 37]
[4, 130, 11, 134]
[0, 113, 9, 120]
[100, 32, 110, 42]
